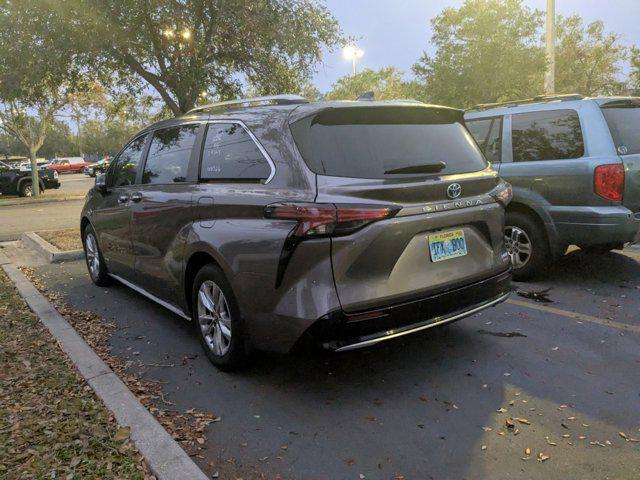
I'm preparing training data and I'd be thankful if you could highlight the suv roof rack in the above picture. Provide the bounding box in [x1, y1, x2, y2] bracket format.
[468, 93, 584, 112]
[186, 94, 308, 114]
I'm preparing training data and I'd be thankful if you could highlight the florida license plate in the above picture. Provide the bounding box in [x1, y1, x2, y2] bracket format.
[428, 229, 468, 262]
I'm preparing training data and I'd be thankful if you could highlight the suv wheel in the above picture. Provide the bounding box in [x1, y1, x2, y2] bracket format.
[192, 264, 249, 371]
[83, 225, 111, 286]
[504, 212, 549, 281]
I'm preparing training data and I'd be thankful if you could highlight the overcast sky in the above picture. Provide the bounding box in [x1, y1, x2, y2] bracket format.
[312, 0, 640, 91]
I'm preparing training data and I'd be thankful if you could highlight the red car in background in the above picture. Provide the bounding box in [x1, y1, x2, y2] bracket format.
[47, 157, 91, 173]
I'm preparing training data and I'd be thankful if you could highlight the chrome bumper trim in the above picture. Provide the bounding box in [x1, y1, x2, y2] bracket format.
[334, 292, 510, 353]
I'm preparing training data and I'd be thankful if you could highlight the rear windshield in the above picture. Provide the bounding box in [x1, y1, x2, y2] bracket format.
[290, 107, 487, 179]
[602, 103, 640, 155]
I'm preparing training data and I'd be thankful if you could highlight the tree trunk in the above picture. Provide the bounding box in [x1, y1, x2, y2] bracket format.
[29, 148, 40, 196]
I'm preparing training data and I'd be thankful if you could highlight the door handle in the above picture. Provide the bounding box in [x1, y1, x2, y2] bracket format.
[118, 194, 129, 204]
[130, 193, 142, 203]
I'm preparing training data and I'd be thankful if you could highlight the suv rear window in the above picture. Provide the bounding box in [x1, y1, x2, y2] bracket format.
[601, 102, 640, 155]
[290, 107, 487, 179]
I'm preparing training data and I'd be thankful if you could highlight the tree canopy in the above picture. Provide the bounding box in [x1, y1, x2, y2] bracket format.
[5, 0, 342, 116]
[554, 16, 627, 96]
[412, 0, 546, 108]
[412, 0, 632, 108]
[324, 68, 421, 101]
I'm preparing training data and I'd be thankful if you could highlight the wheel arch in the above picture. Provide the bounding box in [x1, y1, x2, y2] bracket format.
[183, 248, 231, 316]
[506, 201, 560, 256]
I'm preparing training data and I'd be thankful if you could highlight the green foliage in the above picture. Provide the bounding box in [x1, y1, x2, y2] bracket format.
[81, 118, 142, 158]
[325, 68, 419, 101]
[555, 16, 627, 96]
[630, 47, 640, 95]
[412, 0, 546, 108]
[6, 0, 342, 115]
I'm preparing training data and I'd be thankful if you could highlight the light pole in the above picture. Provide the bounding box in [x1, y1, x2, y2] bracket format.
[544, 0, 555, 94]
[343, 45, 364, 76]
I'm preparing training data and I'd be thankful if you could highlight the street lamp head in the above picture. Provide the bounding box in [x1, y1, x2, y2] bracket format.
[342, 45, 364, 60]
[182, 29, 191, 40]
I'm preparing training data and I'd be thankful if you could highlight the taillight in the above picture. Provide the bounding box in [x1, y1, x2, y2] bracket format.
[594, 164, 624, 201]
[264, 202, 398, 238]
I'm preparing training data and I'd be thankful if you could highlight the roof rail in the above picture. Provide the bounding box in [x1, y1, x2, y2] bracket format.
[468, 93, 584, 112]
[186, 94, 308, 114]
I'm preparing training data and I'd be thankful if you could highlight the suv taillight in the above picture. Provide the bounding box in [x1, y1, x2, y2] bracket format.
[264, 203, 399, 238]
[594, 164, 624, 201]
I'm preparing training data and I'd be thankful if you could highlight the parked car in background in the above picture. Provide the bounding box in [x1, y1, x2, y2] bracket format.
[83, 158, 111, 177]
[47, 156, 90, 173]
[81, 95, 512, 370]
[0, 160, 60, 196]
[465, 94, 640, 280]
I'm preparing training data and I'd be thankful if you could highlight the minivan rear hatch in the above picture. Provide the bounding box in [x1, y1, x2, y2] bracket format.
[601, 99, 640, 213]
[290, 104, 508, 312]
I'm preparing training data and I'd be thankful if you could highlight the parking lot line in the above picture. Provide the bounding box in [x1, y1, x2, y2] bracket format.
[507, 298, 640, 334]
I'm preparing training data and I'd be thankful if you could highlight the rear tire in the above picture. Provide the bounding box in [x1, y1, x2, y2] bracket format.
[82, 225, 112, 286]
[505, 212, 549, 281]
[191, 264, 249, 371]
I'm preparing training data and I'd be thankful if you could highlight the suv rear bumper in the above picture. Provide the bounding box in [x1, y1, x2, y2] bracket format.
[299, 269, 511, 352]
[550, 206, 640, 246]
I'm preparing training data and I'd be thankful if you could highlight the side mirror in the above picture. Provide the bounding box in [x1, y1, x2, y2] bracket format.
[95, 173, 108, 193]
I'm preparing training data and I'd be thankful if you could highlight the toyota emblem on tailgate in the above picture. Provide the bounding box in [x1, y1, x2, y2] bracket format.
[447, 183, 462, 199]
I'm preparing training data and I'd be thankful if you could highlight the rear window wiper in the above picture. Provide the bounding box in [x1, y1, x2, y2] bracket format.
[384, 162, 446, 175]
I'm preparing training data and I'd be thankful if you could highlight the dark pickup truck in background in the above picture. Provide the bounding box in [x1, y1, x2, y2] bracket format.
[0, 161, 61, 196]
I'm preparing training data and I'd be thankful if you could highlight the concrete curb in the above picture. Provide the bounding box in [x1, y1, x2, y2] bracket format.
[21, 231, 83, 263]
[0, 195, 86, 207]
[0, 251, 208, 480]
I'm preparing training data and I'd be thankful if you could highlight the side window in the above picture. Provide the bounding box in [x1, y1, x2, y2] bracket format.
[512, 110, 584, 162]
[110, 135, 147, 187]
[200, 123, 272, 182]
[142, 125, 198, 184]
[467, 117, 503, 163]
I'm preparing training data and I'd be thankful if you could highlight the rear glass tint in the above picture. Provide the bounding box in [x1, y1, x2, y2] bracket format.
[512, 109, 584, 162]
[602, 104, 640, 155]
[290, 107, 487, 179]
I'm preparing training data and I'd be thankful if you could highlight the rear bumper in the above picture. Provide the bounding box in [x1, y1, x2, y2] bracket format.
[300, 269, 511, 352]
[550, 206, 640, 246]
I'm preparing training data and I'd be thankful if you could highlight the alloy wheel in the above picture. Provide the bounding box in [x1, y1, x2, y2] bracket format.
[23, 184, 33, 197]
[197, 280, 232, 356]
[84, 233, 100, 279]
[504, 226, 532, 269]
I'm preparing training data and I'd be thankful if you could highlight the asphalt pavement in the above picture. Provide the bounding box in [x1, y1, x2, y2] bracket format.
[15, 246, 640, 480]
[0, 173, 92, 241]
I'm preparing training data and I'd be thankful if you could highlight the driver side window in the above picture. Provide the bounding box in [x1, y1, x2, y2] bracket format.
[109, 135, 147, 187]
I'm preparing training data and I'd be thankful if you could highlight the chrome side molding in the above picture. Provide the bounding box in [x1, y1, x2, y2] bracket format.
[108, 274, 191, 321]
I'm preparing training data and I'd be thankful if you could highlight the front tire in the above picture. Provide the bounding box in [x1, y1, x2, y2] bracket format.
[505, 212, 549, 281]
[19, 181, 33, 197]
[82, 225, 111, 286]
[191, 264, 249, 371]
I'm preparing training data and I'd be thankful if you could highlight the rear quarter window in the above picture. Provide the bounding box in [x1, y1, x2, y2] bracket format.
[290, 106, 487, 179]
[512, 109, 584, 162]
[601, 104, 640, 155]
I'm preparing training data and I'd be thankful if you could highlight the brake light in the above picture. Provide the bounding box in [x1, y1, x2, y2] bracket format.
[594, 164, 624, 201]
[264, 203, 398, 238]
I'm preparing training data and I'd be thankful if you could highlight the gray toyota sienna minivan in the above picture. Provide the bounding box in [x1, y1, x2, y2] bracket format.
[81, 95, 512, 370]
